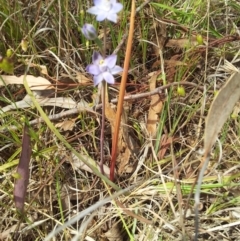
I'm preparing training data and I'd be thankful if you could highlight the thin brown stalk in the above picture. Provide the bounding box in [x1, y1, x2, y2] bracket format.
[110, 0, 135, 181]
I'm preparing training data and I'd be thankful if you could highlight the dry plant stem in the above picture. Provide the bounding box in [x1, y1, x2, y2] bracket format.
[110, 0, 135, 181]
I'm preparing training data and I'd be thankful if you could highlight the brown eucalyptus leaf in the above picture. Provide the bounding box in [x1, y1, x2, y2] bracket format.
[204, 72, 240, 154]
[14, 124, 32, 212]
[147, 72, 163, 135]
[55, 119, 76, 131]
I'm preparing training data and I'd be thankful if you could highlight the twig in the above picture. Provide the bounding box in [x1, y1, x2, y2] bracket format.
[0, 81, 204, 132]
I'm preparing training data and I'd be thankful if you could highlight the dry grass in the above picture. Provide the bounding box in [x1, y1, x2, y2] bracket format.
[1, 0, 240, 240]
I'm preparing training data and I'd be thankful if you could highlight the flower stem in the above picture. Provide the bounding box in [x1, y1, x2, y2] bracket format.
[100, 20, 107, 175]
[100, 81, 106, 175]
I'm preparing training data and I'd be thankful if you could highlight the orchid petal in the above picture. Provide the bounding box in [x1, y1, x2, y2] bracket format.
[99, 64, 108, 73]
[110, 3, 123, 13]
[103, 72, 115, 84]
[86, 64, 101, 75]
[96, 12, 109, 22]
[105, 55, 117, 68]
[96, 0, 111, 11]
[94, 74, 104, 86]
[88, 0, 122, 22]
[87, 6, 99, 15]
[92, 52, 102, 64]
[111, 65, 123, 75]
[107, 14, 117, 23]
[94, 0, 102, 5]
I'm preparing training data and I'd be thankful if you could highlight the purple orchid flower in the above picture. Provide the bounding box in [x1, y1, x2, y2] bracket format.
[86, 51, 123, 86]
[81, 23, 97, 40]
[87, 0, 123, 23]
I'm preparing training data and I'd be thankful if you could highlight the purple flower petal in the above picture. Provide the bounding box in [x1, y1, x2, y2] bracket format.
[94, 0, 101, 5]
[107, 14, 117, 23]
[103, 72, 115, 84]
[86, 51, 122, 86]
[92, 51, 102, 64]
[87, 6, 99, 15]
[86, 64, 101, 75]
[96, 0, 111, 11]
[94, 74, 104, 86]
[96, 12, 109, 22]
[87, 0, 123, 23]
[105, 55, 117, 68]
[111, 65, 123, 75]
[110, 2, 123, 13]
[99, 64, 108, 73]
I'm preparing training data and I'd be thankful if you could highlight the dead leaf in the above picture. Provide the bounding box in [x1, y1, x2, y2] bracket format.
[166, 37, 199, 48]
[204, 72, 240, 154]
[152, 58, 186, 69]
[70, 153, 113, 178]
[104, 222, 123, 241]
[14, 124, 32, 212]
[76, 72, 90, 84]
[0, 75, 52, 90]
[158, 135, 173, 159]
[39, 65, 48, 75]
[147, 72, 163, 135]
[105, 102, 131, 175]
[166, 54, 183, 82]
[116, 145, 132, 175]
[0, 224, 25, 239]
[26, 62, 49, 75]
[2, 94, 78, 112]
[55, 119, 76, 131]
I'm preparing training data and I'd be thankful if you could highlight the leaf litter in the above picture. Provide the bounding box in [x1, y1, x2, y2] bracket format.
[1, 1, 240, 241]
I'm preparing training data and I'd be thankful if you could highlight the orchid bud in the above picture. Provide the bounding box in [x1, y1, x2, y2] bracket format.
[81, 23, 97, 40]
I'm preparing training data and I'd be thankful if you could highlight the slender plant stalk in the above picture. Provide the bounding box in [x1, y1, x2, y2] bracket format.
[100, 81, 106, 174]
[110, 0, 135, 181]
[100, 20, 107, 174]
